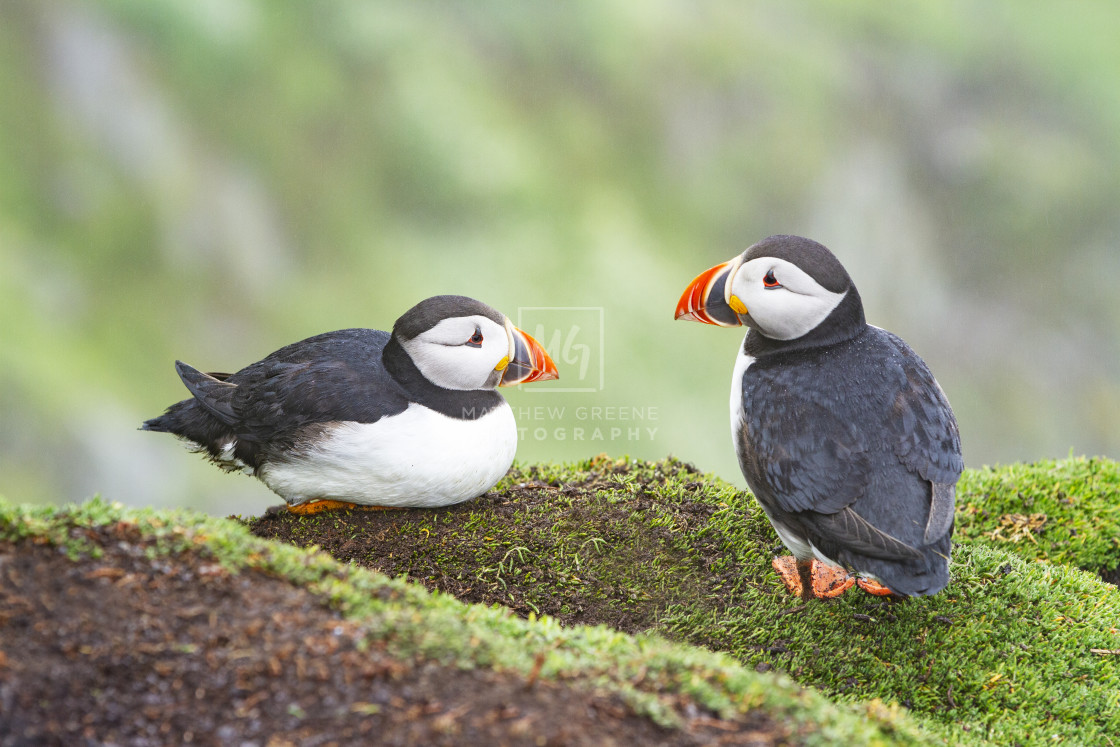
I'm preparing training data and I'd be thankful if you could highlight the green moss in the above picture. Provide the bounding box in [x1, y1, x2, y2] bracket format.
[538, 459, 1120, 745]
[239, 456, 1120, 745]
[0, 494, 926, 745]
[8, 456, 1120, 745]
[956, 456, 1120, 576]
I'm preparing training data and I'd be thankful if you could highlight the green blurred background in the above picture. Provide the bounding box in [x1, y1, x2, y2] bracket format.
[2, 0, 1118, 516]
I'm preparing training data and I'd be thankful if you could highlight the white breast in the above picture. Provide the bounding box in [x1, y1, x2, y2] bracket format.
[259, 402, 518, 508]
[729, 340, 755, 437]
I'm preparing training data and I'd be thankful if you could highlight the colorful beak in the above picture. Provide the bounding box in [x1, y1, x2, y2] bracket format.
[674, 257, 744, 326]
[499, 322, 559, 386]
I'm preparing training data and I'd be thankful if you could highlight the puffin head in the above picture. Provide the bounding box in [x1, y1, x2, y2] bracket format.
[393, 295, 558, 390]
[675, 235, 864, 342]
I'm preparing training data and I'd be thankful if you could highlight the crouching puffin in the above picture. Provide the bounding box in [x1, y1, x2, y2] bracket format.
[143, 295, 558, 514]
[676, 236, 962, 599]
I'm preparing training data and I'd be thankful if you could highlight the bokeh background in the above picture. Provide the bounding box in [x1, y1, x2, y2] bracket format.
[2, 1, 1118, 516]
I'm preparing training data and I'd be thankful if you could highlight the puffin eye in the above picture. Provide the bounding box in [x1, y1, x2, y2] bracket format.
[466, 329, 484, 347]
[763, 269, 782, 288]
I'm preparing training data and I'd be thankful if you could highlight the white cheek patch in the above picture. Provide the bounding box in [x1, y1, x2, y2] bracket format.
[733, 259, 847, 340]
[401, 316, 508, 391]
[414, 316, 481, 345]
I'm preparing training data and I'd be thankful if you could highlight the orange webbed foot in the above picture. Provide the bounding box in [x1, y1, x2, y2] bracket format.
[855, 577, 896, 596]
[287, 499, 403, 515]
[772, 556, 856, 600]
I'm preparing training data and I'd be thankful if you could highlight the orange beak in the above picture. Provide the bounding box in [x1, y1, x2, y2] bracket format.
[499, 324, 559, 386]
[674, 257, 744, 326]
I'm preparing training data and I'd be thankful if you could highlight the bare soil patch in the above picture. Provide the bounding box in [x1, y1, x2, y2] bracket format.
[0, 520, 786, 746]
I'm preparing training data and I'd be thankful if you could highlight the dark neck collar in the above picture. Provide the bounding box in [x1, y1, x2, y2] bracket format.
[744, 287, 867, 358]
[382, 336, 504, 420]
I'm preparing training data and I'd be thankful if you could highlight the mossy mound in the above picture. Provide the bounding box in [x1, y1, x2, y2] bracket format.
[956, 456, 1120, 583]
[246, 456, 1120, 745]
[249, 457, 762, 636]
[0, 495, 926, 745]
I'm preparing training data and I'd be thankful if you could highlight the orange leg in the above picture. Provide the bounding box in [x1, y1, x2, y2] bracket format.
[287, 499, 403, 516]
[772, 557, 855, 600]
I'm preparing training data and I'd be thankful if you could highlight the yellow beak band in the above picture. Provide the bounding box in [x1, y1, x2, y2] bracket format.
[729, 295, 748, 314]
[494, 355, 509, 372]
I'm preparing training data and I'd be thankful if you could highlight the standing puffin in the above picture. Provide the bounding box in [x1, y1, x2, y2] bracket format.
[143, 295, 558, 514]
[676, 236, 962, 599]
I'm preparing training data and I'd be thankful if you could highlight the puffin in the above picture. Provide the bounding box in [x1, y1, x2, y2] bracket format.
[143, 295, 558, 514]
[675, 235, 962, 599]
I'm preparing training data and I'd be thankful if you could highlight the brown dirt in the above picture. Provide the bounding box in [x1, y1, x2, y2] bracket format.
[1100, 566, 1120, 586]
[0, 521, 787, 746]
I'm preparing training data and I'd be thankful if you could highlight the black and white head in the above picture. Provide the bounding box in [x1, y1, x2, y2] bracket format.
[675, 235, 865, 342]
[393, 295, 558, 390]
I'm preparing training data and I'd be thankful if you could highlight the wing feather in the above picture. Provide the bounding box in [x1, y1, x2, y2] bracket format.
[809, 507, 924, 562]
[887, 336, 963, 486]
[740, 368, 872, 515]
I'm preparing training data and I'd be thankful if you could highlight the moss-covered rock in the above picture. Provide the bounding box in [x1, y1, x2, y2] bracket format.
[4, 456, 1119, 744]
[0, 495, 927, 745]
[245, 455, 1120, 745]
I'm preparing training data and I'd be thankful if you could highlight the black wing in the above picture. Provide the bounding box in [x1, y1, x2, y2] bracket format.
[740, 362, 935, 563]
[740, 329, 962, 564]
[882, 331, 963, 543]
[739, 362, 873, 516]
[144, 329, 411, 469]
[221, 329, 411, 434]
[886, 333, 963, 481]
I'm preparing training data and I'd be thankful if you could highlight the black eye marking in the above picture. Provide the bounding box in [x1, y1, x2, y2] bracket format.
[763, 269, 781, 288]
[466, 328, 484, 347]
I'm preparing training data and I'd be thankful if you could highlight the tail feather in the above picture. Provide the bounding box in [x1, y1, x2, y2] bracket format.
[141, 361, 240, 451]
[140, 396, 224, 440]
[845, 534, 952, 597]
[140, 412, 174, 433]
[174, 360, 238, 425]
